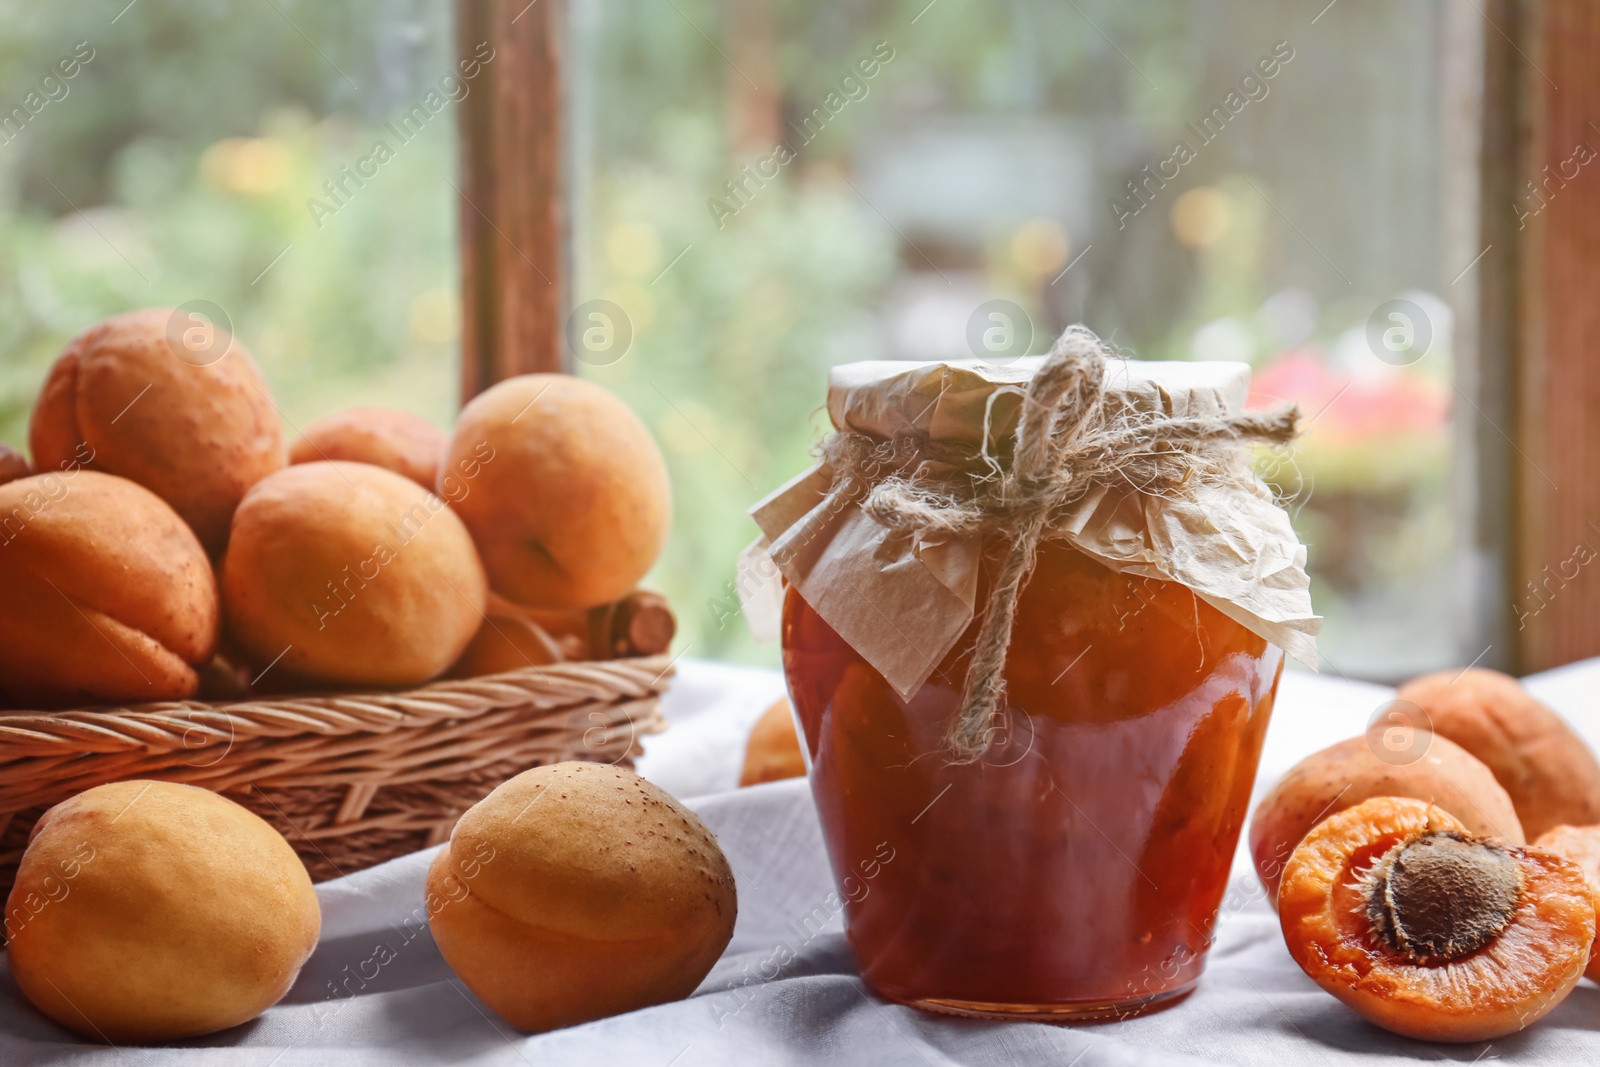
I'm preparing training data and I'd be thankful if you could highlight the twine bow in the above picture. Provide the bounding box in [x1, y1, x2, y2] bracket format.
[819, 326, 1300, 762]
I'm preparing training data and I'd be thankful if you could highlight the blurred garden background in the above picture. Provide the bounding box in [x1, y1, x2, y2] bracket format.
[0, 0, 1455, 681]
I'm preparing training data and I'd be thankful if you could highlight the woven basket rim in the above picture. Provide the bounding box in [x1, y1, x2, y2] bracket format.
[0, 655, 675, 754]
[0, 655, 674, 891]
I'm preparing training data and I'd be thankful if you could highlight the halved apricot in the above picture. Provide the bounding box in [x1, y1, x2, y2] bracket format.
[1532, 824, 1600, 981]
[1279, 796, 1594, 1043]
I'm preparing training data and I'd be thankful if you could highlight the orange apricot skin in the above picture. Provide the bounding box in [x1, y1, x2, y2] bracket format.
[448, 591, 581, 677]
[739, 697, 807, 787]
[29, 309, 286, 553]
[1280, 797, 1594, 1044]
[1399, 669, 1600, 840]
[0, 471, 217, 708]
[1533, 824, 1600, 981]
[441, 375, 671, 611]
[0, 444, 32, 485]
[221, 462, 486, 687]
[289, 407, 446, 490]
[1250, 733, 1525, 907]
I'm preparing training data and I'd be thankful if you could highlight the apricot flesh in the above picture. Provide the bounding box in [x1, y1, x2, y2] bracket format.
[222, 461, 486, 687]
[1398, 668, 1600, 840]
[442, 375, 671, 610]
[1250, 733, 1525, 905]
[427, 762, 736, 1032]
[0, 471, 217, 708]
[5, 781, 320, 1043]
[289, 406, 446, 490]
[1279, 796, 1593, 1043]
[1532, 824, 1600, 981]
[28, 308, 286, 553]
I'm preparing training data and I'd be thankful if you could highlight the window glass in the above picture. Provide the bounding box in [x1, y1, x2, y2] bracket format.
[0, 0, 462, 444]
[577, 0, 1454, 679]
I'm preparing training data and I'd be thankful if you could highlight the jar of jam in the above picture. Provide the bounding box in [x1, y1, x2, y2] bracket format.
[749, 338, 1314, 1021]
[783, 539, 1283, 1019]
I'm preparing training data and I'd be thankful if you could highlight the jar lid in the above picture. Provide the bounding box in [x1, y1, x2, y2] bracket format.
[743, 344, 1319, 700]
[826, 356, 1252, 455]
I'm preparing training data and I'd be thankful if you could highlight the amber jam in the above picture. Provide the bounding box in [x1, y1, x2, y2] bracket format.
[782, 541, 1283, 1021]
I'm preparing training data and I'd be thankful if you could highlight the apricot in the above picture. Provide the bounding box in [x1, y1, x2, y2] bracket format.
[442, 375, 671, 610]
[1398, 668, 1600, 840]
[1250, 733, 1524, 906]
[5, 780, 320, 1043]
[1279, 796, 1593, 1042]
[0, 443, 31, 485]
[0, 471, 217, 708]
[739, 697, 807, 786]
[222, 461, 486, 688]
[427, 762, 736, 1032]
[1532, 824, 1600, 980]
[289, 406, 446, 489]
[450, 591, 584, 676]
[29, 308, 286, 553]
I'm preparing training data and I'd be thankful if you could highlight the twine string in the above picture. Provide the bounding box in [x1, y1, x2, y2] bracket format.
[818, 326, 1299, 761]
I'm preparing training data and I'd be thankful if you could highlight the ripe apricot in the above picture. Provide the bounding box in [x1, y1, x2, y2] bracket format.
[1532, 824, 1600, 981]
[739, 697, 807, 786]
[6, 781, 320, 1043]
[0, 443, 31, 485]
[0, 471, 217, 708]
[1250, 733, 1524, 905]
[221, 461, 486, 688]
[1398, 668, 1600, 840]
[427, 762, 736, 1032]
[449, 591, 583, 676]
[29, 308, 286, 553]
[450, 589, 678, 677]
[441, 375, 671, 610]
[289, 406, 446, 490]
[1279, 796, 1594, 1043]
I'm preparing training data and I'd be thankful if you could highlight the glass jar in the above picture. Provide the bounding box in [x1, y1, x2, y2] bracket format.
[782, 539, 1284, 1021]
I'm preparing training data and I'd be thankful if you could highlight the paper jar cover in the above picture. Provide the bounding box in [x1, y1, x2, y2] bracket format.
[742, 356, 1321, 698]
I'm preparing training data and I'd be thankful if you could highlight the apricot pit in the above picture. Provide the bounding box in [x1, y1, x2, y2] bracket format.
[1365, 831, 1521, 964]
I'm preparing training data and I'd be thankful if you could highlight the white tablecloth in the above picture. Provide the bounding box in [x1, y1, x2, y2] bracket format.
[3, 658, 1599, 1065]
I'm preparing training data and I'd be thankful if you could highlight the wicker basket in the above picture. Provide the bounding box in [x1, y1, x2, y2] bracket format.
[0, 657, 671, 902]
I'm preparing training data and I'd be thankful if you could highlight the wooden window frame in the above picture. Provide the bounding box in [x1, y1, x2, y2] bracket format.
[455, 0, 1600, 673]
[1450, 0, 1600, 673]
[454, 0, 570, 397]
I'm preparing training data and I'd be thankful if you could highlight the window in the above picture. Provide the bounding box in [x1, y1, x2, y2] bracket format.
[0, 1, 462, 441]
[3, 0, 1589, 680]
[577, 0, 1458, 678]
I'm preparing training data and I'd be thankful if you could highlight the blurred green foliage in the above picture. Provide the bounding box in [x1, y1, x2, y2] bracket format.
[0, 0, 461, 451]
